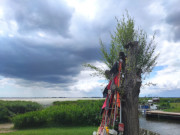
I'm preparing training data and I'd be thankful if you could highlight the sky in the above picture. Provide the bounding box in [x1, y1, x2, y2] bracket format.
[0, 0, 180, 97]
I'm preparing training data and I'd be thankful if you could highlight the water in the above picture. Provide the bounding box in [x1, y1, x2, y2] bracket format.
[140, 116, 180, 135]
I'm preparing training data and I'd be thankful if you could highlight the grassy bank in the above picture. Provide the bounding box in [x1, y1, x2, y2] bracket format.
[1, 126, 97, 135]
[163, 103, 180, 112]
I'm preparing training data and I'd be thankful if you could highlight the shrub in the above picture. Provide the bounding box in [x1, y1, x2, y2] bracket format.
[0, 100, 42, 123]
[159, 103, 170, 109]
[13, 100, 105, 129]
[13, 110, 47, 128]
[0, 106, 12, 123]
[0, 100, 42, 114]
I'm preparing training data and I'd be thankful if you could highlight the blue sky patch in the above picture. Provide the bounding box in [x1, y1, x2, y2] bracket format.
[147, 65, 168, 79]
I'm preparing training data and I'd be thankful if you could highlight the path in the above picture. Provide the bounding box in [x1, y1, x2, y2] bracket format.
[0, 123, 15, 133]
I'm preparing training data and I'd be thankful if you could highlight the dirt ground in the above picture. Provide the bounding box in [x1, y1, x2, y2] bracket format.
[0, 123, 15, 133]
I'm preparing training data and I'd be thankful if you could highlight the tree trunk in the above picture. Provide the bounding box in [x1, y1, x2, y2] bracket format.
[122, 42, 141, 135]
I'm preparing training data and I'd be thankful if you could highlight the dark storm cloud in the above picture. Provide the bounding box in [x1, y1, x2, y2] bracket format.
[0, 0, 162, 87]
[4, 0, 73, 37]
[0, 0, 112, 86]
[166, 10, 180, 42]
[0, 37, 100, 84]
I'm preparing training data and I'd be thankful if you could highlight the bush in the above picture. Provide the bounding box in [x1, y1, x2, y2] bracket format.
[0, 106, 12, 123]
[0, 100, 42, 123]
[13, 110, 47, 128]
[0, 100, 42, 114]
[13, 100, 105, 129]
[159, 98, 180, 103]
[159, 102, 170, 109]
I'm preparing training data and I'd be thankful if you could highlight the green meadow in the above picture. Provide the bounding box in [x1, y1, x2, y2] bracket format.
[163, 103, 180, 112]
[0, 126, 97, 135]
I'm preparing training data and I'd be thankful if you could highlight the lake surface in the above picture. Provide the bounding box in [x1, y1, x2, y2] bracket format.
[140, 116, 180, 135]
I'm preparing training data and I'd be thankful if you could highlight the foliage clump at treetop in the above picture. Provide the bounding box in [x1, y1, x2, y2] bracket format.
[12, 100, 104, 129]
[84, 12, 159, 80]
[0, 100, 42, 123]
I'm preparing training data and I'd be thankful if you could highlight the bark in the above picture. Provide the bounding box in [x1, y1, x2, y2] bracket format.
[122, 41, 142, 135]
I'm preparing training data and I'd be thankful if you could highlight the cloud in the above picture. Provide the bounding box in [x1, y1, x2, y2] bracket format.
[0, 0, 180, 97]
[0, 36, 100, 84]
[2, 0, 73, 37]
[166, 10, 180, 42]
[141, 57, 180, 97]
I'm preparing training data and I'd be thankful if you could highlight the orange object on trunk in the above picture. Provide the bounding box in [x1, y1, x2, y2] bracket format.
[116, 92, 121, 107]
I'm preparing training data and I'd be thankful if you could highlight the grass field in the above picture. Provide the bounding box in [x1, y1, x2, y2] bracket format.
[1, 126, 97, 135]
[163, 103, 180, 112]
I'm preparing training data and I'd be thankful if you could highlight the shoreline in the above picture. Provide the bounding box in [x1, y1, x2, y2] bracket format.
[0, 97, 104, 106]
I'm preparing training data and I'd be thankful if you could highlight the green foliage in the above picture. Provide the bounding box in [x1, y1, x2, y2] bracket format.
[13, 110, 47, 128]
[0, 106, 12, 123]
[136, 32, 158, 76]
[112, 14, 135, 52]
[0, 100, 42, 123]
[84, 12, 158, 80]
[159, 102, 170, 109]
[12, 100, 104, 129]
[83, 63, 105, 78]
[158, 98, 180, 103]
